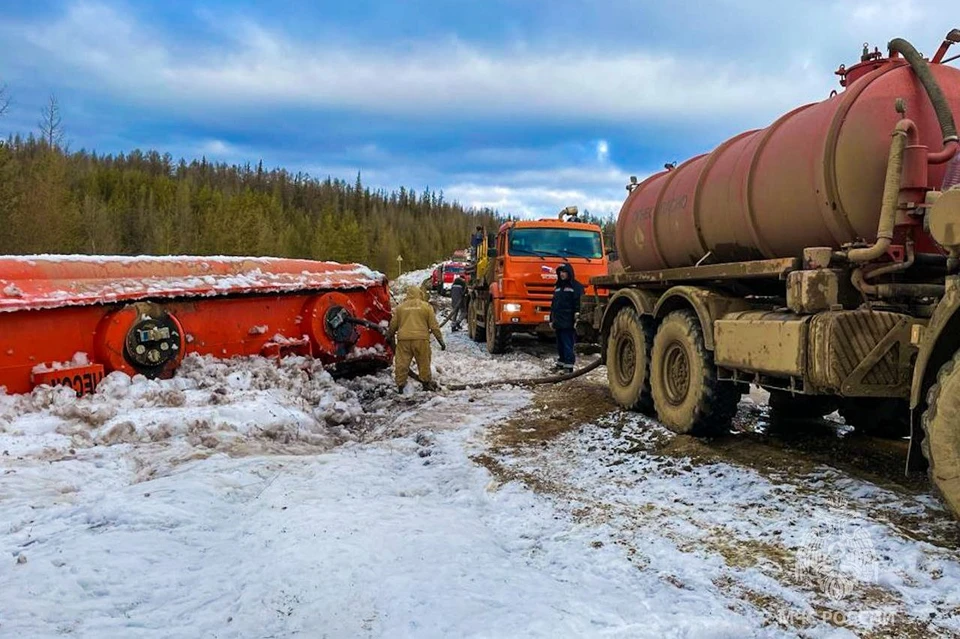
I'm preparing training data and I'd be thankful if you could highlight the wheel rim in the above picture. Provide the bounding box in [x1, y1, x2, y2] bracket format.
[615, 334, 637, 387]
[662, 341, 690, 405]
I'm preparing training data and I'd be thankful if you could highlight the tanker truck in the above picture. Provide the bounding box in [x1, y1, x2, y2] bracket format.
[589, 31, 960, 518]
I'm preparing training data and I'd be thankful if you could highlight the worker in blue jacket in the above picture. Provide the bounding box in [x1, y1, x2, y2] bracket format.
[550, 263, 583, 371]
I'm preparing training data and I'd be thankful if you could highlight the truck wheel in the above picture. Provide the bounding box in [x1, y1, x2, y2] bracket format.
[606, 307, 654, 414]
[921, 351, 960, 518]
[768, 391, 837, 421]
[839, 398, 909, 438]
[467, 298, 485, 343]
[650, 310, 739, 436]
[486, 304, 509, 354]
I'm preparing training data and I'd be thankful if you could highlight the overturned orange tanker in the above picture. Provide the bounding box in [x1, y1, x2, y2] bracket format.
[0, 256, 393, 396]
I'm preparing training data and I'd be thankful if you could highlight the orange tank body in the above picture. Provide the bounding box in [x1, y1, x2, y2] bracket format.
[616, 58, 960, 271]
[0, 256, 393, 396]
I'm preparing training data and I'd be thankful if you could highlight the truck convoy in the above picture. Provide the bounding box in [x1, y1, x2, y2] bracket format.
[466, 207, 609, 353]
[0, 256, 392, 396]
[587, 32, 960, 517]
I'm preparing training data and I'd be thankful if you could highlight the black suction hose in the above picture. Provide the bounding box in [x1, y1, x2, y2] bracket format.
[889, 37, 958, 145]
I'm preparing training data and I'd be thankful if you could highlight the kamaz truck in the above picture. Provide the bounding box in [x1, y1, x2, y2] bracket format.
[466, 207, 610, 353]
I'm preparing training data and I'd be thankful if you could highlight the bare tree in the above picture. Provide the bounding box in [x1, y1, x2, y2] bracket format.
[38, 93, 64, 147]
[0, 83, 10, 118]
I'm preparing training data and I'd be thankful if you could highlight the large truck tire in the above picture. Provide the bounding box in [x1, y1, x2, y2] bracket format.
[839, 398, 910, 438]
[921, 351, 960, 518]
[467, 297, 485, 343]
[486, 304, 509, 354]
[606, 307, 655, 414]
[650, 310, 739, 436]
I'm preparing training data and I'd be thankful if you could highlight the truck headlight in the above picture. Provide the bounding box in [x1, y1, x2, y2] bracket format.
[503, 303, 522, 313]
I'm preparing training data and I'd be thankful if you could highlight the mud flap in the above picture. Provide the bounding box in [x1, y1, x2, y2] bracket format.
[906, 409, 929, 473]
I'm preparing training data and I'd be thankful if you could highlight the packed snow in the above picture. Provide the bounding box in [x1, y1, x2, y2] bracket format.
[1, 266, 959, 637]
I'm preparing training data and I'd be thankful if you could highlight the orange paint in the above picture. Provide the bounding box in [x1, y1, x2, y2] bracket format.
[0, 256, 392, 395]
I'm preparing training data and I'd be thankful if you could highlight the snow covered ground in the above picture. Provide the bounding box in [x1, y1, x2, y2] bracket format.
[2, 267, 959, 638]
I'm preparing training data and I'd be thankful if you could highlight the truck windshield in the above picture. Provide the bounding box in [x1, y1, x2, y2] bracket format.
[508, 228, 603, 259]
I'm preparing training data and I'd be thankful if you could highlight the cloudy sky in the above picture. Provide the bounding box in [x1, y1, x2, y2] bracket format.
[0, 0, 954, 217]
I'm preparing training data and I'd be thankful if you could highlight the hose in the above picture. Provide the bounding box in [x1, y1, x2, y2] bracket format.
[848, 120, 911, 262]
[410, 357, 603, 391]
[851, 268, 944, 299]
[863, 239, 915, 280]
[888, 37, 959, 163]
[346, 317, 386, 333]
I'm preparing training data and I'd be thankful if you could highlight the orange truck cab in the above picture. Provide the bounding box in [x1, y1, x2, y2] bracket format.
[465, 208, 609, 354]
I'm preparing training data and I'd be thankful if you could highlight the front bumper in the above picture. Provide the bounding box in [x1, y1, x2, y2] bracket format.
[497, 299, 552, 327]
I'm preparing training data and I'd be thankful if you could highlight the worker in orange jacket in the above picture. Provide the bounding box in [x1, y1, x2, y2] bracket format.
[385, 285, 446, 392]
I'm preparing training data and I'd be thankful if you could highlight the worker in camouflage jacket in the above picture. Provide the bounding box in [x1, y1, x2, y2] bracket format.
[385, 285, 446, 392]
[550, 263, 583, 371]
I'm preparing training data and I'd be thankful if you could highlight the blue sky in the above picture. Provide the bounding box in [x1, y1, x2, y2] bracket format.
[0, 0, 955, 217]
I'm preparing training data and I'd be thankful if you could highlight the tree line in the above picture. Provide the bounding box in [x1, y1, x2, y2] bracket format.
[0, 88, 616, 273]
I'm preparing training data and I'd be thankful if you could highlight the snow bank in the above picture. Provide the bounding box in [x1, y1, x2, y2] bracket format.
[1, 354, 365, 470]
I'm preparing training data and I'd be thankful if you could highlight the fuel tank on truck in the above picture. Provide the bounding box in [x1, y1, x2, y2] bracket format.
[616, 53, 960, 271]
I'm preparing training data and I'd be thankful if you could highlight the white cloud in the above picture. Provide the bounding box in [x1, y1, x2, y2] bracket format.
[198, 139, 237, 157]
[428, 165, 636, 218]
[5, 2, 834, 126]
[444, 182, 624, 218]
[596, 140, 609, 163]
[302, 159, 635, 219]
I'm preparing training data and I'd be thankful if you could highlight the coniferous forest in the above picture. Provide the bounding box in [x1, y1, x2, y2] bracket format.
[0, 133, 505, 275]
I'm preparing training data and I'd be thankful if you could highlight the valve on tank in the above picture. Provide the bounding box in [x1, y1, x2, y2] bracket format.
[123, 307, 183, 376]
[324, 305, 361, 357]
[861, 43, 882, 63]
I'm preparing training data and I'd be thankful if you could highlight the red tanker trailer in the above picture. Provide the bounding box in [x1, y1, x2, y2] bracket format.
[0, 256, 392, 396]
[589, 31, 960, 518]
